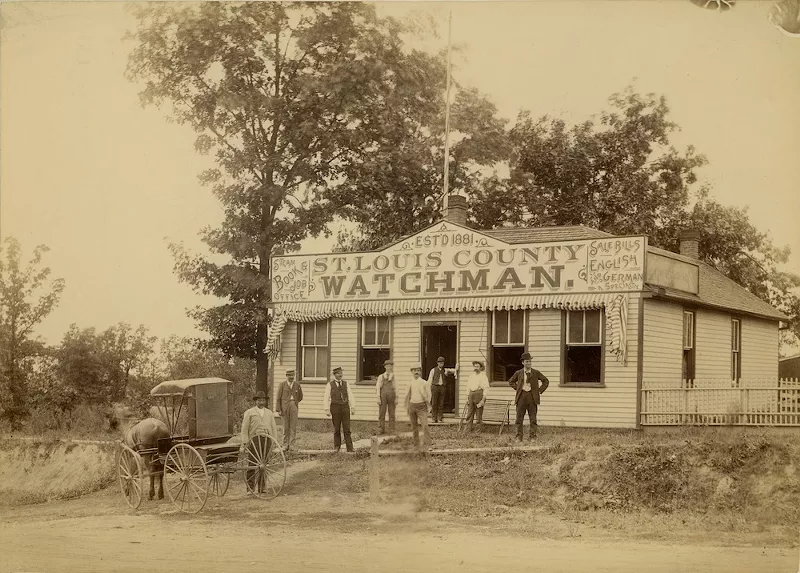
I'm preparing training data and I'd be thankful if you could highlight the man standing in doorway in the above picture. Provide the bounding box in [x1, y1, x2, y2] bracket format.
[405, 363, 432, 453]
[463, 360, 490, 433]
[275, 369, 303, 451]
[427, 356, 447, 423]
[239, 390, 278, 494]
[375, 360, 397, 435]
[323, 366, 357, 452]
[508, 352, 549, 441]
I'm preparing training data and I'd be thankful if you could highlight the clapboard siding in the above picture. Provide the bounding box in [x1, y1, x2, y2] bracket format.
[276, 296, 642, 428]
[642, 299, 683, 382]
[741, 316, 779, 379]
[488, 296, 641, 429]
[695, 309, 731, 380]
[527, 309, 562, 384]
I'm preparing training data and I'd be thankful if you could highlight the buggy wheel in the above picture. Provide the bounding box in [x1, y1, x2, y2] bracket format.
[117, 444, 144, 510]
[163, 443, 208, 514]
[208, 466, 231, 497]
[244, 435, 286, 500]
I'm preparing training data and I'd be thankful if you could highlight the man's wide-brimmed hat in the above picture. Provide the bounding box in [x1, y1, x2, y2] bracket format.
[520, 352, 532, 361]
[472, 360, 485, 370]
[286, 369, 295, 376]
[411, 363, 422, 370]
[253, 390, 267, 400]
[383, 360, 394, 366]
[437, 356, 445, 362]
[332, 366, 343, 374]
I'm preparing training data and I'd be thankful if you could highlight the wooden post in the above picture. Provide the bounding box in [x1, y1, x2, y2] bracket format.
[369, 436, 380, 502]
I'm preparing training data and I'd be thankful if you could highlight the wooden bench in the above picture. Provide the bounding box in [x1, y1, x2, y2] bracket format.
[458, 398, 512, 435]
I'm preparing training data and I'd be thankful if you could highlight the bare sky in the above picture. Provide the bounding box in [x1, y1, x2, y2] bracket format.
[1, 1, 798, 345]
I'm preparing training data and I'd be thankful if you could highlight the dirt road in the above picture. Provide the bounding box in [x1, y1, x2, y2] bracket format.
[1, 488, 797, 573]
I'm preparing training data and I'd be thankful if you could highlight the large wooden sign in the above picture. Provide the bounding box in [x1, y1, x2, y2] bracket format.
[272, 222, 646, 303]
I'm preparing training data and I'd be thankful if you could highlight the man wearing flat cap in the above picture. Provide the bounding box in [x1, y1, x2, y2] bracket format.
[275, 369, 303, 451]
[462, 360, 490, 432]
[405, 363, 432, 453]
[323, 366, 357, 452]
[508, 352, 549, 441]
[427, 356, 447, 423]
[239, 390, 278, 494]
[375, 359, 397, 435]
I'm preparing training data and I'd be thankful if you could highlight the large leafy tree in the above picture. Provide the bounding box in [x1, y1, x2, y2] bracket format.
[331, 85, 510, 251]
[346, 86, 798, 349]
[0, 237, 65, 428]
[126, 2, 470, 396]
[485, 88, 707, 246]
[487, 88, 799, 349]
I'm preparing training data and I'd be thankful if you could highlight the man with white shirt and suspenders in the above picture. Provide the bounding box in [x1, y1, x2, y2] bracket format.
[239, 390, 278, 494]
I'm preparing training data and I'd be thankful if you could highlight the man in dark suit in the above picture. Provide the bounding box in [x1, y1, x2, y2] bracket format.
[275, 369, 303, 451]
[507, 352, 549, 441]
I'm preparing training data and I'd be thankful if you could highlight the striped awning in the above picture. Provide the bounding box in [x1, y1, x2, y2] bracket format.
[267, 293, 630, 365]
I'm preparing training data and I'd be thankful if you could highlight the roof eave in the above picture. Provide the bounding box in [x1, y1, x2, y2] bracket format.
[645, 285, 788, 322]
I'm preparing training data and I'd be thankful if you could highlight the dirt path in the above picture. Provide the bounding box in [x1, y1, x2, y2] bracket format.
[0, 459, 797, 573]
[1, 508, 796, 573]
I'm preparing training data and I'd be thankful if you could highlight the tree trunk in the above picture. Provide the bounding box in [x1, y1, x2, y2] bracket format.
[256, 316, 270, 404]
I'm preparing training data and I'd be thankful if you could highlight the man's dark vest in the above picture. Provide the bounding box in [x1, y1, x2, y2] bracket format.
[431, 368, 444, 385]
[330, 380, 349, 404]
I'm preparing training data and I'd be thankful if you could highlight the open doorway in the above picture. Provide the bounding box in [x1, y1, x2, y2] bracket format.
[421, 323, 458, 415]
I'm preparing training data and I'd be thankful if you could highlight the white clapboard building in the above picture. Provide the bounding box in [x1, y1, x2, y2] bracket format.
[266, 195, 788, 429]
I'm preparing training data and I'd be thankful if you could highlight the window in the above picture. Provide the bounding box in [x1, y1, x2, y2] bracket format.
[491, 310, 526, 383]
[564, 310, 603, 384]
[731, 318, 741, 385]
[361, 316, 391, 381]
[301, 320, 329, 380]
[682, 310, 695, 387]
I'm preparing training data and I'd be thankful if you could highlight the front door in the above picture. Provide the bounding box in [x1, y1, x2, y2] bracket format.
[422, 323, 458, 415]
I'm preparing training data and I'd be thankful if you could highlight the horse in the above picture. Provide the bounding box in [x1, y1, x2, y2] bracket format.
[122, 417, 170, 501]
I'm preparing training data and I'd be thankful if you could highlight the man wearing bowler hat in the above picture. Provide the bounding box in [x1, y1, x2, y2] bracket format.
[375, 359, 397, 435]
[507, 352, 550, 441]
[323, 366, 357, 452]
[275, 369, 303, 451]
[239, 390, 278, 494]
[427, 356, 447, 423]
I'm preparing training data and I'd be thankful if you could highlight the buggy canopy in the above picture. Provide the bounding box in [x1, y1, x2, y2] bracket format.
[150, 377, 233, 397]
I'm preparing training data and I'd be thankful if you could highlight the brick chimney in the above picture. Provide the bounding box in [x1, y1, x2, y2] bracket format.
[679, 229, 701, 259]
[443, 194, 467, 226]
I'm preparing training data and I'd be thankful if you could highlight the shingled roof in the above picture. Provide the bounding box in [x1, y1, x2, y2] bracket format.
[645, 246, 788, 322]
[482, 225, 613, 243]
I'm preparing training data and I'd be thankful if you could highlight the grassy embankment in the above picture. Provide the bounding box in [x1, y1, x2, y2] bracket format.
[291, 422, 800, 543]
[2, 417, 799, 545]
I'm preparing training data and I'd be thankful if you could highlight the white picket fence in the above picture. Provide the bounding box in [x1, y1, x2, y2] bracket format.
[640, 378, 800, 426]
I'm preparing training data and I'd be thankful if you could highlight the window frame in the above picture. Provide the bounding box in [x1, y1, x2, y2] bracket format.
[298, 319, 330, 383]
[560, 309, 606, 387]
[731, 317, 741, 385]
[357, 316, 392, 384]
[489, 309, 527, 387]
[682, 310, 696, 387]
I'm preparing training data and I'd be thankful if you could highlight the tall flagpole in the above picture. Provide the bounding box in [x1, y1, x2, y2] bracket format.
[442, 10, 453, 208]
